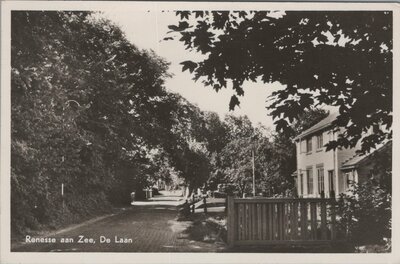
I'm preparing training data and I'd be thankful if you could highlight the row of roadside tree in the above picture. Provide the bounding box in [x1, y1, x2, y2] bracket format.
[11, 11, 326, 237]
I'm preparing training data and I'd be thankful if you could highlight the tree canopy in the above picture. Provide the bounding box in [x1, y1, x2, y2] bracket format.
[11, 11, 205, 234]
[11, 10, 392, 239]
[167, 11, 392, 153]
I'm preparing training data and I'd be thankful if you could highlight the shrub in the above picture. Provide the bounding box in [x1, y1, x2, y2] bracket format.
[335, 178, 391, 248]
[152, 187, 160, 195]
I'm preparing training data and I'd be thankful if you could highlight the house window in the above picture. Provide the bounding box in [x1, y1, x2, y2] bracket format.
[306, 138, 312, 153]
[317, 134, 324, 149]
[317, 166, 325, 197]
[300, 140, 307, 153]
[344, 171, 354, 190]
[306, 168, 313, 195]
[344, 173, 350, 190]
[328, 170, 335, 197]
[299, 173, 304, 196]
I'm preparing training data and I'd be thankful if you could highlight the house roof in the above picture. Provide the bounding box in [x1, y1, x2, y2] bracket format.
[294, 112, 339, 141]
[341, 154, 366, 170]
[341, 141, 392, 170]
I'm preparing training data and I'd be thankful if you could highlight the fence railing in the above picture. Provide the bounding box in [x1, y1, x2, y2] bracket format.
[227, 197, 337, 247]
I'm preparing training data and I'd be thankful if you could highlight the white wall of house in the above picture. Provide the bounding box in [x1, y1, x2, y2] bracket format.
[294, 117, 388, 198]
[337, 147, 358, 194]
[296, 129, 338, 198]
[296, 127, 362, 198]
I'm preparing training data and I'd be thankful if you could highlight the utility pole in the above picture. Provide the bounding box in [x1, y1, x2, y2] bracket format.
[252, 146, 256, 197]
[61, 182, 65, 210]
[60, 100, 80, 212]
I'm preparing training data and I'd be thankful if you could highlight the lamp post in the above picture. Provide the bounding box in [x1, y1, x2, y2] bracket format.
[250, 134, 257, 197]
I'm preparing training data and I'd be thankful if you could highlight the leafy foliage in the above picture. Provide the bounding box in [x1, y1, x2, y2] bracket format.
[334, 146, 391, 247]
[11, 11, 183, 235]
[208, 115, 279, 197]
[266, 108, 329, 196]
[167, 11, 392, 153]
[205, 109, 327, 197]
[335, 179, 391, 247]
[12, 10, 375, 240]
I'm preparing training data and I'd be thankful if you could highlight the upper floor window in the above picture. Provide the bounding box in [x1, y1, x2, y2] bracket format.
[300, 140, 307, 153]
[306, 138, 312, 153]
[317, 134, 324, 149]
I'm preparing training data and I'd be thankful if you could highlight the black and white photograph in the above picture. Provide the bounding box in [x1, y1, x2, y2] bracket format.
[0, 1, 398, 263]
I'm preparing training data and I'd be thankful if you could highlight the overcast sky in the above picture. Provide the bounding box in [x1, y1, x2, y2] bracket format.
[101, 10, 286, 129]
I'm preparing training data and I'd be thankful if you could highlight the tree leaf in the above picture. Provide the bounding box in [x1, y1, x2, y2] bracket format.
[229, 95, 240, 111]
[180, 60, 198, 73]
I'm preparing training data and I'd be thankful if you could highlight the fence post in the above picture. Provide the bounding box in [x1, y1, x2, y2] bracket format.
[321, 200, 328, 240]
[225, 196, 228, 213]
[203, 197, 207, 214]
[330, 199, 336, 240]
[227, 196, 235, 247]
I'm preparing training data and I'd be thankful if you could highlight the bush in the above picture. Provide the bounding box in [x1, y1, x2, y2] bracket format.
[335, 178, 391, 248]
[152, 187, 160, 195]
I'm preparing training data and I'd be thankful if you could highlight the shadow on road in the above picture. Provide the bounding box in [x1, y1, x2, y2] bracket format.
[12, 190, 228, 252]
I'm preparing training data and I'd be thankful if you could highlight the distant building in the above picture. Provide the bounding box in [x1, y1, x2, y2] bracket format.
[293, 112, 391, 198]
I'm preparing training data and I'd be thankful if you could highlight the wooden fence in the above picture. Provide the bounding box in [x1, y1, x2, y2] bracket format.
[227, 197, 337, 247]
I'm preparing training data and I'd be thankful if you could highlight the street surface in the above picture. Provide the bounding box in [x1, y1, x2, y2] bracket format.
[13, 191, 226, 252]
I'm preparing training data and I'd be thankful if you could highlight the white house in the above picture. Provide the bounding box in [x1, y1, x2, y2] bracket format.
[293, 112, 391, 198]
